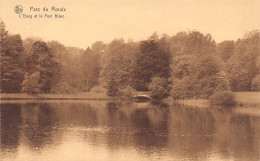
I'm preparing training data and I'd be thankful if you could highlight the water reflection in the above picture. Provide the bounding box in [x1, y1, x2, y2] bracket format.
[21, 103, 59, 151]
[1, 104, 22, 154]
[1, 101, 260, 161]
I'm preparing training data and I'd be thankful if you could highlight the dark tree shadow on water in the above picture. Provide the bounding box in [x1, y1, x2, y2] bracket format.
[1, 104, 22, 152]
[21, 103, 58, 151]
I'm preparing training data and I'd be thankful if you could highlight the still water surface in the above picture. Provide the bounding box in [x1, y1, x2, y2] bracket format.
[1, 101, 260, 161]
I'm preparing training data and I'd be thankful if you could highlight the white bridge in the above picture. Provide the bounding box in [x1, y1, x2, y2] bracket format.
[134, 91, 152, 100]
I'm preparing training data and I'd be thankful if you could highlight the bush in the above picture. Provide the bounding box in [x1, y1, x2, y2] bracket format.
[119, 86, 136, 98]
[107, 79, 119, 97]
[90, 86, 107, 94]
[22, 72, 41, 94]
[212, 71, 230, 92]
[148, 76, 169, 100]
[209, 90, 236, 106]
[50, 82, 76, 94]
[81, 87, 90, 92]
[251, 75, 260, 91]
[170, 77, 193, 100]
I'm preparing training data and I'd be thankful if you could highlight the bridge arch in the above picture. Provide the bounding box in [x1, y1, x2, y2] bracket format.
[134, 92, 152, 101]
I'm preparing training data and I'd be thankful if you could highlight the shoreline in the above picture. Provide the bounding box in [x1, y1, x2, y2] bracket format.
[1, 92, 259, 107]
[165, 92, 260, 107]
[0, 93, 111, 101]
[165, 98, 210, 108]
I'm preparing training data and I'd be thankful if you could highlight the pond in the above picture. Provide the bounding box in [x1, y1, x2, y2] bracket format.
[1, 101, 260, 161]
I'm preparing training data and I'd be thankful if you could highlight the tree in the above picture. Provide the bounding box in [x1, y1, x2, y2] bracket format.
[22, 72, 41, 94]
[251, 74, 260, 91]
[107, 78, 119, 97]
[209, 71, 230, 92]
[0, 20, 8, 47]
[79, 47, 101, 91]
[0, 21, 25, 93]
[171, 55, 223, 99]
[65, 48, 83, 90]
[170, 77, 194, 100]
[91, 41, 105, 52]
[171, 55, 195, 79]
[216, 40, 235, 62]
[227, 31, 260, 91]
[169, 31, 216, 57]
[148, 76, 170, 100]
[23, 37, 41, 55]
[119, 85, 136, 98]
[47, 41, 79, 93]
[194, 55, 223, 97]
[99, 39, 137, 89]
[24, 41, 61, 93]
[170, 31, 222, 99]
[209, 90, 236, 106]
[133, 36, 171, 91]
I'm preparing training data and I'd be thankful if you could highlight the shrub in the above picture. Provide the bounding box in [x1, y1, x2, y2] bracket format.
[22, 72, 41, 94]
[81, 87, 90, 92]
[209, 90, 236, 106]
[204, 71, 230, 98]
[50, 82, 76, 94]
[212, 71, 230, 91]
[119, 86, 136, 98]
[148, 76, 169, 100]
[107, 79, 119, 97]
[251, 75, 260, 91]
[170, 77, 193, 100]
[90, 86, 107, 94]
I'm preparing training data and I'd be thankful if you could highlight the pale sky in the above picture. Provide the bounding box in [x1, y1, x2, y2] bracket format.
[1, 0, 260, 49]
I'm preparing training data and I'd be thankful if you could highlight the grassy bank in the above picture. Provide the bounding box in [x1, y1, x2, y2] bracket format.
[164, 98, 210, 108]
[0, 92, 110, 100]
[165, 92, 260, 107]
[234, 92, 260, 106]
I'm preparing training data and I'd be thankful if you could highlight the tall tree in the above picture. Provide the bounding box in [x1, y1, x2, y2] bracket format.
[47, 41, 78, 93]
[170, 31, 216, 57]
[99, 39, 137, 90]
[170, 31, 222, 98]
[24, 41, 61, 93]
[0, 21, 25, 93]
[227, 31, 260, 91]
[133, 35, 171, 91]
[79, 47, 101, 91]
[216, 40, 235, 62]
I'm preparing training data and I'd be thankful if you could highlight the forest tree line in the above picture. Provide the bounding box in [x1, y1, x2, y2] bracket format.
[1, 20, 260, 100]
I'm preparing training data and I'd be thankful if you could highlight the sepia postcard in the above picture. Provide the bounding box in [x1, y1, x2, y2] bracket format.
[0, 0, 260, 160]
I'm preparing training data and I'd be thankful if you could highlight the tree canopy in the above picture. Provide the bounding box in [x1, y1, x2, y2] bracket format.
[1, 20, 259, 96]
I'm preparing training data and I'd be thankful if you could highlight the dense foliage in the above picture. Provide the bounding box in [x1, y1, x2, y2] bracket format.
[134, 34, 171, 90]
[1, 22, 25, 93]
[148, 76, 169, 100]
[209, 90, 236, 106]
[227, 31, 260, 91]
[1, 20, 259, 100]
